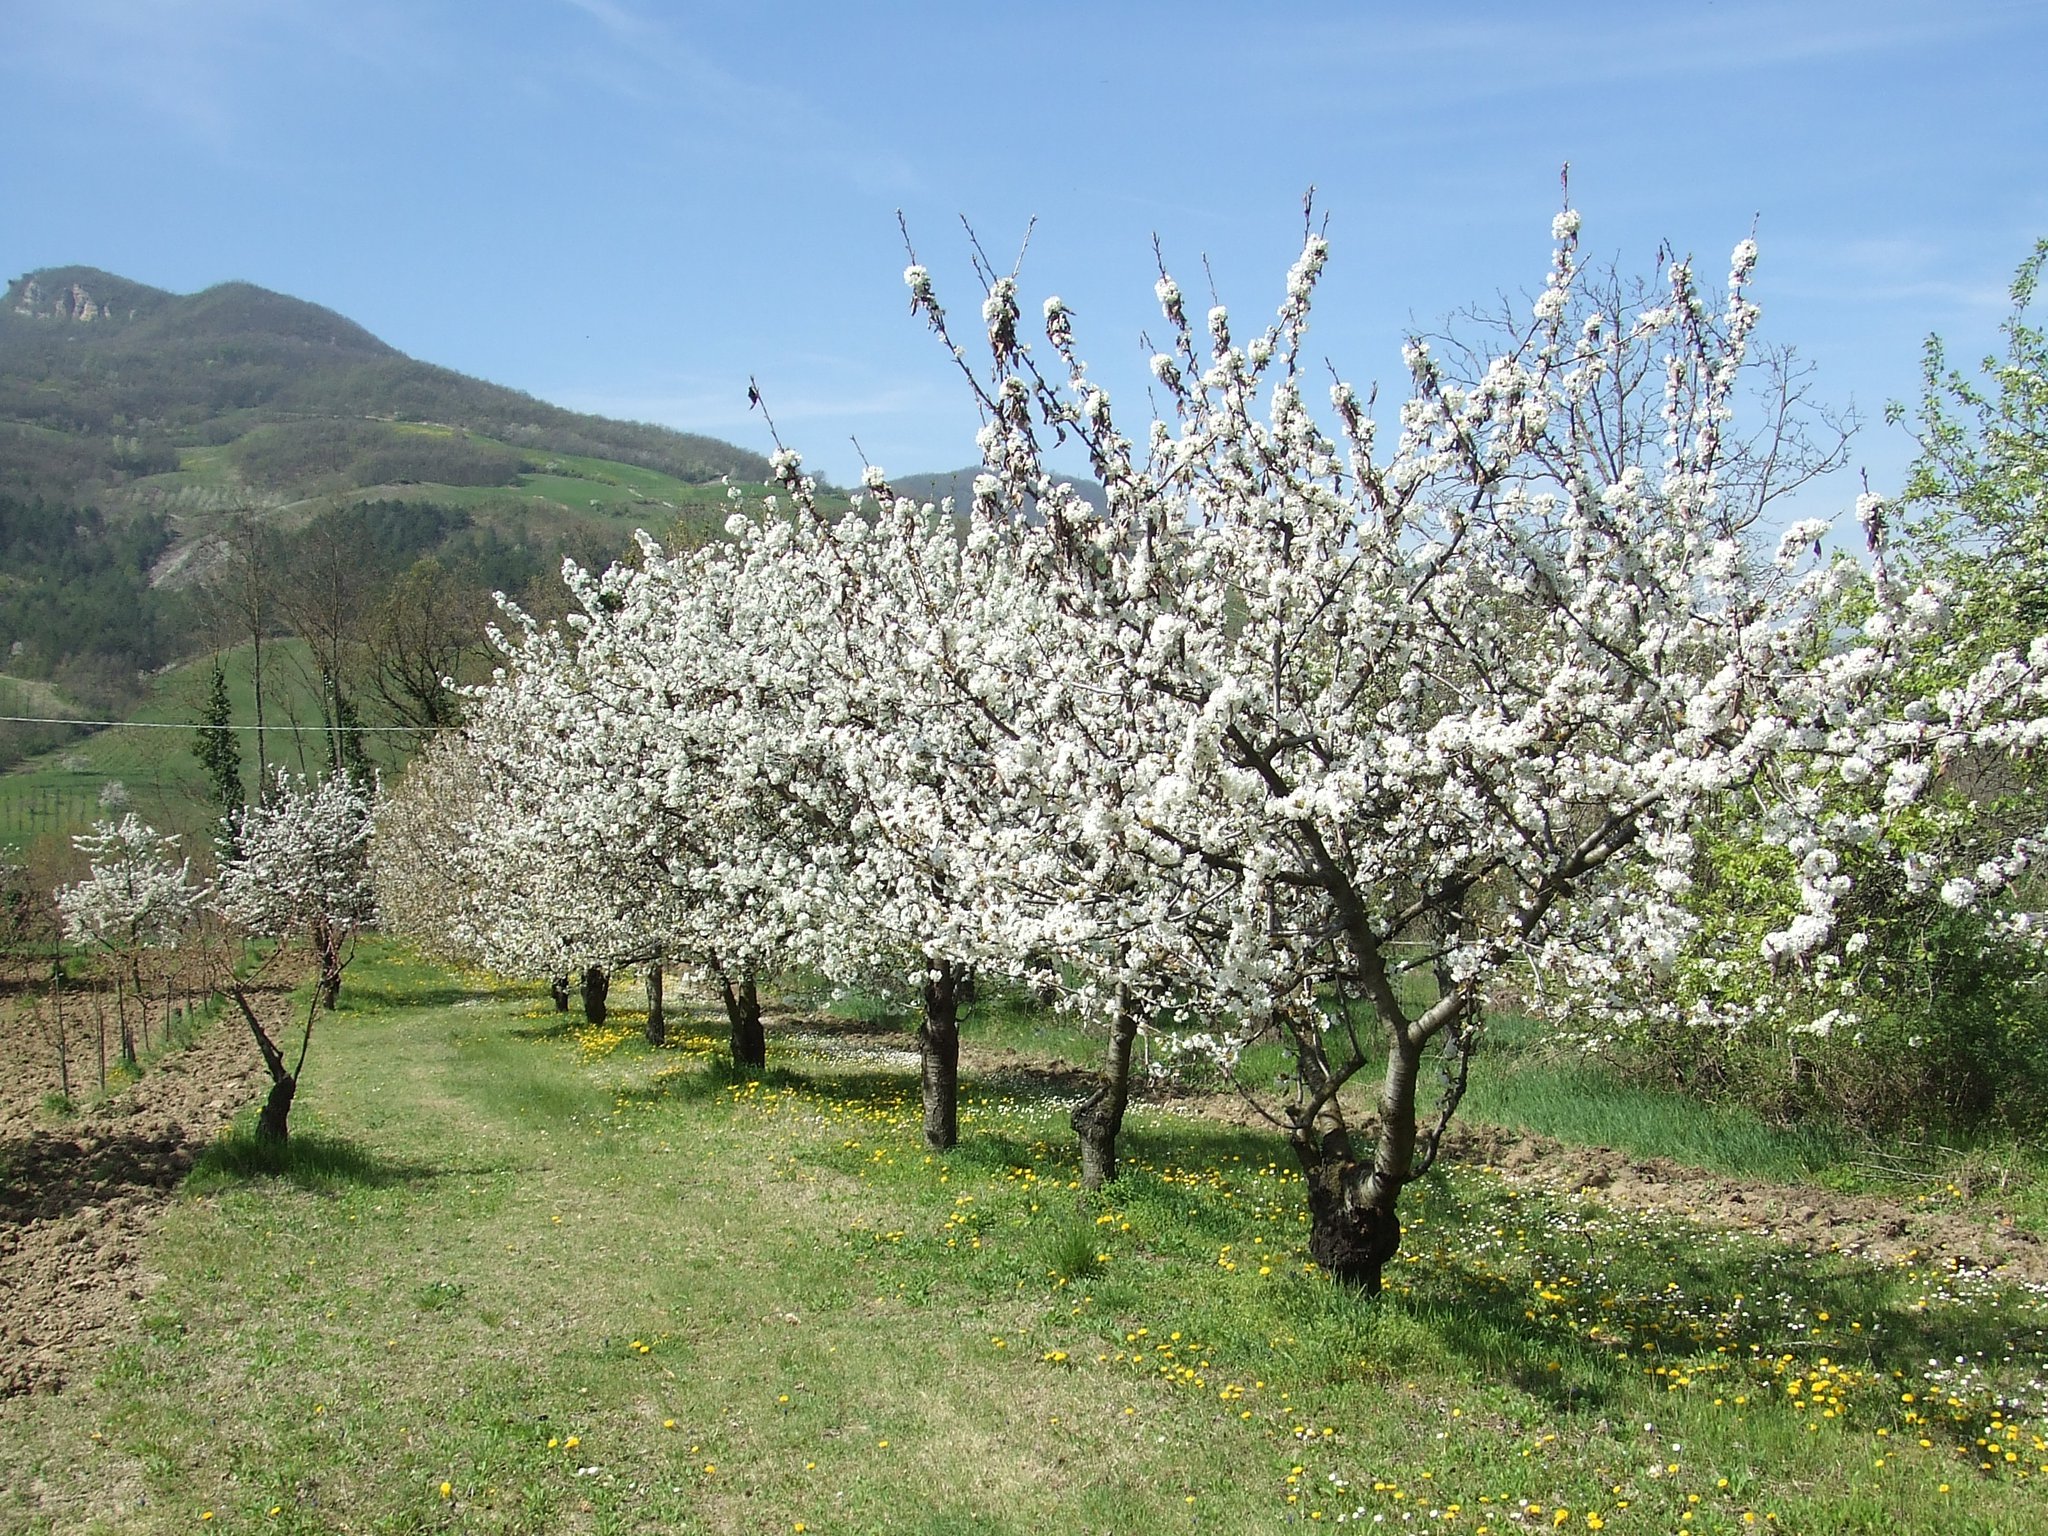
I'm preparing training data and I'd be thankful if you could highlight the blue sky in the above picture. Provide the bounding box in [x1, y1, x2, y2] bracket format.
[5, 0, 2045, 507]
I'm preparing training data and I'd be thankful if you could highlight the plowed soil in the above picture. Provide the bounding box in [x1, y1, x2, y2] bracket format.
[0, 995, 271, 1396]
[1447, 1121, 2048, 1285]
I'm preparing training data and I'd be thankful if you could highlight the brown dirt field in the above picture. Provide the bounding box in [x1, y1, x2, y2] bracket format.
[0, 994, 272, 1397]
[1445, 1120, 2048, 1285]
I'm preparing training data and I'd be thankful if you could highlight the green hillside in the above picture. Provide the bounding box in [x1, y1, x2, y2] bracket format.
[1, 265, 770, 507]
[0, 264, 858, 845]
[0, 640, 390, 859]
[129, 428, 751, 538]
[0, 263, 799, 779]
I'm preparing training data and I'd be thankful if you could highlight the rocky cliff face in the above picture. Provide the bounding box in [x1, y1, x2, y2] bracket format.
[4, 267, 168, 326]
[10, 278, 109, 321]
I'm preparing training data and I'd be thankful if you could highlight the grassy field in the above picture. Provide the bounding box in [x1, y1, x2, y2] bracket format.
[827, 980, 2048, 1234]
[0, 641, 401, 858]
[131, 437, 758, 531]
[2, 945, 2044, 1534]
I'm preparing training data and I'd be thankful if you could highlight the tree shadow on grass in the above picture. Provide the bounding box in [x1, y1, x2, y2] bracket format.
[957, 1109, 2041, 1450]
[185, 1128, 442, 1194]
[337, 979, 510, 1013]
[1364, 1173, 2039, 1447]
[527, 1023, 2044, 1469]
[641, 1057, 888, 1109]
[510, 1018, 581, 1042]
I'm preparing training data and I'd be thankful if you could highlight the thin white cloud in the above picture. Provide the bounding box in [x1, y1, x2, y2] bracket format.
[556, 377, 952, 434]
[1254, 0, 2029, 111]
[1771, 236, 2015, 314]
[2, 0, 433, 149]
[557, 0, 659, 40]
[544, 0, 921, 195]
[1, 0, 263, 146]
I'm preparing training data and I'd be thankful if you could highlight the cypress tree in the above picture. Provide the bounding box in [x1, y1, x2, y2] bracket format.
[193, 659, 244, 848]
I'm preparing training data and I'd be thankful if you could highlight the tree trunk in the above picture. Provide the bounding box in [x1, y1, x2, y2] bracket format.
[1286, 1030, 1423, 1294]
[918, 962, 965, 1152]
[645, 960, 666, 1047]
[317, 927, 343, 1010]
[1072, 994, 1140, 1189]
[581, 965, 609, 1024]
[550, 974, 571, 1012]
[50, 975, 70, 1102]
[720, 970, 764, 1070]
[256, 1073, 296, 1143]
[1293, 1133, 1403, 1292]
[229, 983, 301, 1144]
[115, 977, 137, 1068]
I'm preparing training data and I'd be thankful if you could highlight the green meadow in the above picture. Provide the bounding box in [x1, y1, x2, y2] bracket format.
[2, 945, 2044, 1534]
[134, 436, 756, 536]
[0, 642, 399, 857]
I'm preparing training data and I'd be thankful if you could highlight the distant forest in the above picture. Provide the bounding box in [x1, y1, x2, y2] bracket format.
[0, 496, 187, 703]
[0, 488, 626, 771]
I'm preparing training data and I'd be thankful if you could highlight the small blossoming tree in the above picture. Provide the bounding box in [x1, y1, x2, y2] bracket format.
[215, 769, 376, 1141]
[56, 815, 200, 1065]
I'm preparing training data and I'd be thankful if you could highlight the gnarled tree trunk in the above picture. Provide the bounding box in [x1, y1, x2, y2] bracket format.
[918, 961, 966, 1152]
[581, 964, 608, 1024]
[256, 1074, 297, 1143]
[1285, 1023, 1424, 1294]
[1292, 1128, 1403, 1291]
[550, 974, 571, 1012]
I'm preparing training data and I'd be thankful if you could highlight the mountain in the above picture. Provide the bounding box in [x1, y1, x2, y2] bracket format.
[0, 264, 789, 730]
[887, 465, 1106, 515]
[0, 265, 770, 509]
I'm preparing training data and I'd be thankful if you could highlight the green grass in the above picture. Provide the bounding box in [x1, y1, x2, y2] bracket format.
[0, 638, 400, 855]
[785, 971, 1108, 1067]
[1458, 1014, 2048, 1232]
[1461, 1055, 1851, 1182]
[185, 1124, 431, 1195]
[1, 942, 2043, 1533]
[798, 977, 2048, 1230]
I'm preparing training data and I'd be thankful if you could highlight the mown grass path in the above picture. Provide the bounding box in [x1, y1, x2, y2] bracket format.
[2, 946, 2044, 1534]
